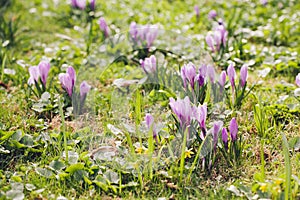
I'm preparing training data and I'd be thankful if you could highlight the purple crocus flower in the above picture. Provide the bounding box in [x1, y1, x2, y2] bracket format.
[169, 96, 193, 128]
[140, 55, 156, 74]
[181, 62, 197, 89]
[208, 10, 217, 20]
[240, 65, 248, 87]
[207, 65, 215, 83]
[59, 66, 76, 97]
[194, 5, 200, 18]
[90, 0, 95, 10]
[222, 127, 228, 149]
[28, 66, 40, 85]
[227, 63, 236, 89]
[295, 73, 300, 87]
[219, 71, 227, 88]
[80, 81, 91, 98]
[260, 0, 268, 6]
[38, 61, 51, 86]
[229, 118, 238, 141]
[99, 17, 110, 38]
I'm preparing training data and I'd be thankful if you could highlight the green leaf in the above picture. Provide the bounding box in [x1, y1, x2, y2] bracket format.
[49, 160, 66, 171]
[35, 167, 53, 178]
[65, 163, 84, 174]
[104, 170, 119, 184]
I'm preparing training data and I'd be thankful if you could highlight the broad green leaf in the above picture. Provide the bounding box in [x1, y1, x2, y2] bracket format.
[65, 163, 84, 174]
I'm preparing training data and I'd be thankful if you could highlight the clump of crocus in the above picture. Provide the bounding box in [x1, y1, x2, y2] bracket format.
[206, 23, 228, 53]
[28, 61, 51, 87]
[99, 17, 110, 38]
[129, 22, 158, 48]
[208, 10, 217, 20]
[145, 113, 158, 143]
[140, 55, 157, 74]
[58, 66, 91, 115]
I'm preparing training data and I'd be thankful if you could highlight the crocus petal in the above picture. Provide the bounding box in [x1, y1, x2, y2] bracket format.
[59, 73, 73, 97]
[145, 113, 154, 129]
[38, 61, 50, 86]
[194, 5, 200, 17]
[99, 17, 110, 37]
[295, 73, 300, 87]
[206, 34, 215, 52]
[75, 0, 86, 10]
[227, 63, 236, 89]
[222, 127, 228, 144]
[207, 65, 215, 83]
[240, 65, 248, 87]
[229, 118, 238, 141]
[181, 63, 196, 89]
[80, 81, 91, 98]
[219, 71, 227, 88]
[130, 22, 138, 41]
[169, 96, 192, 128]
[67, 66, 76, 87]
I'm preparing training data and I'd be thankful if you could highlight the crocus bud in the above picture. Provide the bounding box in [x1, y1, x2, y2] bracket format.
[208, 10, 217, 20]
[80, 81, 91, 98]
[219, 71, 227, 88]
[28, 66, 40, 85]
[90, 0, 95, 10]
[140, 55, 156, 74]
[206, 34, 215, 53]
[99, 17, 110, 38]
[38, 61, 51, 86]
[227, 63, 236, 89]
[194, 5, 200, 18]
[145, 113, 158, 142]
[192, 103, 207, 130]
[296, 73, 300, 87]
[229, 118, 238, 141]
[181, 62, 197, 89]
[130, 22, 138, 41]
[240, 65, 248, 87]
[222, 127, 228, 149]
[67, 66, 76, 87]
[71, 0, 77, 7]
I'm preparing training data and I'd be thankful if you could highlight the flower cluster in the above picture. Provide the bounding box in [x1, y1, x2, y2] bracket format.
[28, 61, 51, 88]
[58, 66, 91, 99]
[206, 23, 228, 53]
[130, 22, 158, 48]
